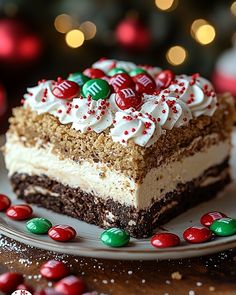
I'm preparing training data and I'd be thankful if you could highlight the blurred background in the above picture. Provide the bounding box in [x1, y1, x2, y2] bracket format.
[0, 0, 236, 133]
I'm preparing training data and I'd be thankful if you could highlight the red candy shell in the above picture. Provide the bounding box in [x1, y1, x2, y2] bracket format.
[155, 70, 175, 90]
[6, 204, 33, 220]
[16, 283, 34, 293]
[109, 73, 134, 92]
[54, 275, 86, 295]
[48, 225, 77, 242]
[0, 194, 11, 211]
[151, 233, 180, 248]
[132, 73, 156, 94]
[0, 272, 24, 293]
[200, 211, 227, 227]
[34, 288, 61, 295]
[115, 88, 142, 110]
[183, 226, 212, 244]
[52, 80, 80, 100]
[40, 260, 69, 280]
[83, 68, 106, 79]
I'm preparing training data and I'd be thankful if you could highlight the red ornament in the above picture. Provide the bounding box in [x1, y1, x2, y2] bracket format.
[40, 260, 69, 280]
[155, 70, 175, 90]
[115, 88, 142, 110]
[183, 226, 213, 244]
[132, 73, 156, 94]
[0, 194, 11, 211]
[54, 275, 86, 295]
[200, 211, 227, 227]
[16, 283, 34, 293]
[0, 19, 41, 65]
[109, 73, 135, 92]
[48, 225, 77, 242]
[151, 233, 180, 248]
[52, 80, 80, 100]
[83, 68, 106, 79]
[6, 204, 33, 220]
[0, 272, 24, 293]
[115, 19, 151, 51]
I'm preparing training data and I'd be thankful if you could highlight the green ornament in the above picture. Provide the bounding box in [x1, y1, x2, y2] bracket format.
[26, 217, 52, 235]
[100, 227, 130, 247]
[129, 68, 147, 77]
[68, 72, 90, 87]
[210, 218, 236, 236]
[82, 78, 110, 100]
[107, 68, 128, 76]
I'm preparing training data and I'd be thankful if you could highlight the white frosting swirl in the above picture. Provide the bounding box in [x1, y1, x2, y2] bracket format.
[110, 109, 164, 147]
[160, 74, 217, 117]
[68, 98, 113, 133]
[141, 95, 192, 130]
[92, 59, 116, 72]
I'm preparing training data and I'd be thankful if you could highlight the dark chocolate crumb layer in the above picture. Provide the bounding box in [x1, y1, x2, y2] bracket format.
[10, 159, 230, 238]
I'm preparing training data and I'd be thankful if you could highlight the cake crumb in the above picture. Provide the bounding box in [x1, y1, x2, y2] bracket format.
[171, 271, 182, 280]
[209, 286, 216, 291]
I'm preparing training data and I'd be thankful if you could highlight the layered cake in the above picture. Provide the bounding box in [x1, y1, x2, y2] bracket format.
[3, 58, 235, 238]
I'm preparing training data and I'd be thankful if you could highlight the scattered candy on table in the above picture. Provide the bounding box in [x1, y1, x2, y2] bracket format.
[183, 226, 213, 244]
[82, 78, 110, 100]
[0, 272, 24, 293]
[26, 217, 52, 234]
[54, 275, 86, 295]
[100, 228, 130, 247]
[210, 217, 236, 236]
[0, 194, 11, 211]
[52, 80, 80, 100]
[48, 225, 77, 242]
[40, 260, 69, 280]
[200, 211, 227, 227]
[6, 204, 33, 220]
[151, 233, 180, 248]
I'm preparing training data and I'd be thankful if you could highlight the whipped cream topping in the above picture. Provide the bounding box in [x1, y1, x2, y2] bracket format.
[110, 109, 164, 147]
[23, 59, 218, 147]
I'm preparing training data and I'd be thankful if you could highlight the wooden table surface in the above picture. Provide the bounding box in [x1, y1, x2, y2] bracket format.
[0, 235, 236, 295]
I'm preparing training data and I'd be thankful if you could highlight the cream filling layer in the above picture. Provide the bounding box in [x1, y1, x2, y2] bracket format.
[4, 133, 230, 209]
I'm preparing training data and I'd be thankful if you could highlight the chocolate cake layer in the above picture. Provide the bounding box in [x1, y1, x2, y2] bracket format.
[10, 158, 230, 238]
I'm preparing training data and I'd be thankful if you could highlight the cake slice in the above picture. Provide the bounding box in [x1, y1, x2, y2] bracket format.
[4, 59, 235, 238]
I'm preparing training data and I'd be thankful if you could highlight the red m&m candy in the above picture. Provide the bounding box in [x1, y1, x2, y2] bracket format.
[200, 211, 227, 227]
[16, 283, 34, 293]
[0, 272, 24, 293]
[155, 70, 175, 90]
[83, 68, 106, 79]
[109, 73, 134, 92]
[6, 204, 33, 220]
[183, 226, 212, 244]
[132, 73, 156, 94]
[151, 233, 180, 248]
[52, 80, 80, 100]
[48, 225, 77, 242]
[0, 194, 11, 211]
[54, 275, 86, 295]
[40, 260, 69, 280]
[115, 88, 142, 110]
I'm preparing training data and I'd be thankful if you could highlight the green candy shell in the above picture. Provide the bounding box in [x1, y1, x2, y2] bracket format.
[68, 72, 90, 86]
[82, 78, 110, 100]
[100, 228, 130, 247]
[210, 218, 236, 236]
[107, 68, 128, 76]
[26, 217, 52, 235]
[129, 68, 147, 77]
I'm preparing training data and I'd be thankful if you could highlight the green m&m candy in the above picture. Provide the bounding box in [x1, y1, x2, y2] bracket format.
[210, 217, 236, 236]
[26, 217, 52, 234]
[82, 78, 110, 100]
[108, 68, 128, 76]
[68, 72, 90, 87]
[129, 68, 147, 77]
[100, 228, 130, 247]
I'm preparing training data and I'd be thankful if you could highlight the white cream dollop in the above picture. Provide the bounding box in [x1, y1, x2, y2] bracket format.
[160, 74, 217, 117]
[110, 109, 164, 147]
[141, 95, 192, 130]
[68, 98, 113, 133]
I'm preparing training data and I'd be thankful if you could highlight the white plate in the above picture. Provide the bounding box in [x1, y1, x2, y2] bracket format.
[1, 134, 236, 260]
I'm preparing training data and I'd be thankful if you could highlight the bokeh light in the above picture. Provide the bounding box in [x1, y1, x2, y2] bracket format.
[195, 24, 216, 45]
[166, 46, 187, 65]
[79, 21, 97, 40]
[54, 14, 73, 34]
[191, 19, 208, 38]
[230, 1, 236, 16]
[65, 29, 85, 48]
[154, 0, 178, 11]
